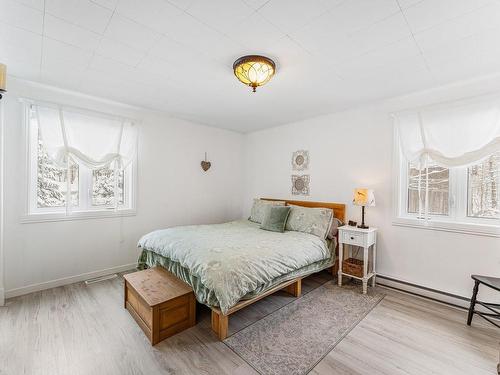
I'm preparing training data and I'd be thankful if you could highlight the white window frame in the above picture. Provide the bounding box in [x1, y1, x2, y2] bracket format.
[21, 101, 137, 223]
[392, 126, 500, 237]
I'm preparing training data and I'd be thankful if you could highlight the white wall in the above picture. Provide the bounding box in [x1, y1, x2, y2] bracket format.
[2, 79, 243, 296]
[243, 75, 500, 302]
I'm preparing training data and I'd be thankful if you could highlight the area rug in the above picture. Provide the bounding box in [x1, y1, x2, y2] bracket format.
[224, 282, 384, 375]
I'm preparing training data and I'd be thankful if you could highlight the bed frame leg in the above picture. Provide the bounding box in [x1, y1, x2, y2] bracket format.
[211, 310, 228, 340]
[283, 279, 302, 297]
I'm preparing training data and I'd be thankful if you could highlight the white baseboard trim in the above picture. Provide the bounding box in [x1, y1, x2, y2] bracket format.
[376, 274, 472, 310]
[5, 263, 136, 299]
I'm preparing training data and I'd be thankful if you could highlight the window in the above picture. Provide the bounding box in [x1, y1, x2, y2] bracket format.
[407, 162, 449, 216]
[396, 150, 500, 233]
[393, 96, 500, 235]
[467, 153, 499, 218]
[37, 137, 79, 208]
[91, 168, 124, 206]
[24, 102, 136, 222]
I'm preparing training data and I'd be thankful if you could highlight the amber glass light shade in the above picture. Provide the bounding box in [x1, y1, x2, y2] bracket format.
[233, 55, 275, 92]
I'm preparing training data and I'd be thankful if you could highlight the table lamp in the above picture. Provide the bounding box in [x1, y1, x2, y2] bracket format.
[352, 188, 375, 229]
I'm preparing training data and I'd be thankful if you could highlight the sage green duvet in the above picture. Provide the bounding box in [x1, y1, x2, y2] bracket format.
[138, 220, 334, 314]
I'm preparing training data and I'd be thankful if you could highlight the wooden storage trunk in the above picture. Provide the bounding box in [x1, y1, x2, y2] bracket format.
[124, 267, 196, 345]
[342, 258, 364, 278]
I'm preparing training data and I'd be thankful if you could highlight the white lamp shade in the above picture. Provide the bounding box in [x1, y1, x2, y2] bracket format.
[0, 63, 6, 92]
[353, 188, 375, 207]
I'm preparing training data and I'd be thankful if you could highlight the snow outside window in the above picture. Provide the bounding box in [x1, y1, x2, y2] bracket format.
[23, 101, 137, 222]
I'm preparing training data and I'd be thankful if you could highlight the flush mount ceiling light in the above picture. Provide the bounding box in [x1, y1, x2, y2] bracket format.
[233, 55, 276, 92]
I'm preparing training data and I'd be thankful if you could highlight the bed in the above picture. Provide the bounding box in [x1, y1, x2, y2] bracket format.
[137, 198, 345, 339]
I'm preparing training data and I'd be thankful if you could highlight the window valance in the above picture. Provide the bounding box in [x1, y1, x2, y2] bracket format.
[34, 103, 137, 169]
[393, 96, 500, 168]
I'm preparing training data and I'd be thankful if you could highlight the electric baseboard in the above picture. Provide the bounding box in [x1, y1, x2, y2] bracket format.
[377, 274, 472, 310]
[377, 274, 499, 318]
[84, 273, 118, 285]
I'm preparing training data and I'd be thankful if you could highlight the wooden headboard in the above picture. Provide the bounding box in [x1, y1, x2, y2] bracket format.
[261, 198, 346, 223]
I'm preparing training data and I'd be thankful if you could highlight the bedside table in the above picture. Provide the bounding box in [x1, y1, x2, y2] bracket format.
[337, 225, 377, 294]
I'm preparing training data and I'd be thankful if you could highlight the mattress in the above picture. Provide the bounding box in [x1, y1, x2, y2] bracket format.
[137, 220, 335, 314]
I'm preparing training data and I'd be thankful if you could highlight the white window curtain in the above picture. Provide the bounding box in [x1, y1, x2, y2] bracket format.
[34, 102, 138, 212]
[35, 104, 137, 169]
[394, 96, 500, 168]
[393, 95, 500, 221]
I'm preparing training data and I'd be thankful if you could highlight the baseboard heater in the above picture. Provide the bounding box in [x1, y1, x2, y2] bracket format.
[376, 274, 498, 318]
[84, 273, 118, 285]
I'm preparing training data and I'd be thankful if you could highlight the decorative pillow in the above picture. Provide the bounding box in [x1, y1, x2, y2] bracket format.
[327, 218, 344, 240]
[285, 205, 333, 239]
[249, 199, 286, 224]
[260, 206, 291, 233]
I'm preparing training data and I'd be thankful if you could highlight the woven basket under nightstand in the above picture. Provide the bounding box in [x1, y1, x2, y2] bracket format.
[342, 258, 364, 278]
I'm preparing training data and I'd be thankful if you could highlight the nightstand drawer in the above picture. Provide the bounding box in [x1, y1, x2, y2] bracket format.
[342, 232, 365, 246]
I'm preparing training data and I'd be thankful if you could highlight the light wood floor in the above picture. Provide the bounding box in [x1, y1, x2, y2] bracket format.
[0, 271, 498, 375]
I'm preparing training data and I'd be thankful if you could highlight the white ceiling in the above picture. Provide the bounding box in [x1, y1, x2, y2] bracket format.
[2, 0, 500, 132]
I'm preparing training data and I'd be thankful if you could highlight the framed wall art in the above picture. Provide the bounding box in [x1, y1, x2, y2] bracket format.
[291, 175, 310, 195]
[292, 150, 309, 171]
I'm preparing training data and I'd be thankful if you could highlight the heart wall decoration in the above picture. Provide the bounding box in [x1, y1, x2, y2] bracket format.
[201, 152, 211, 172]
